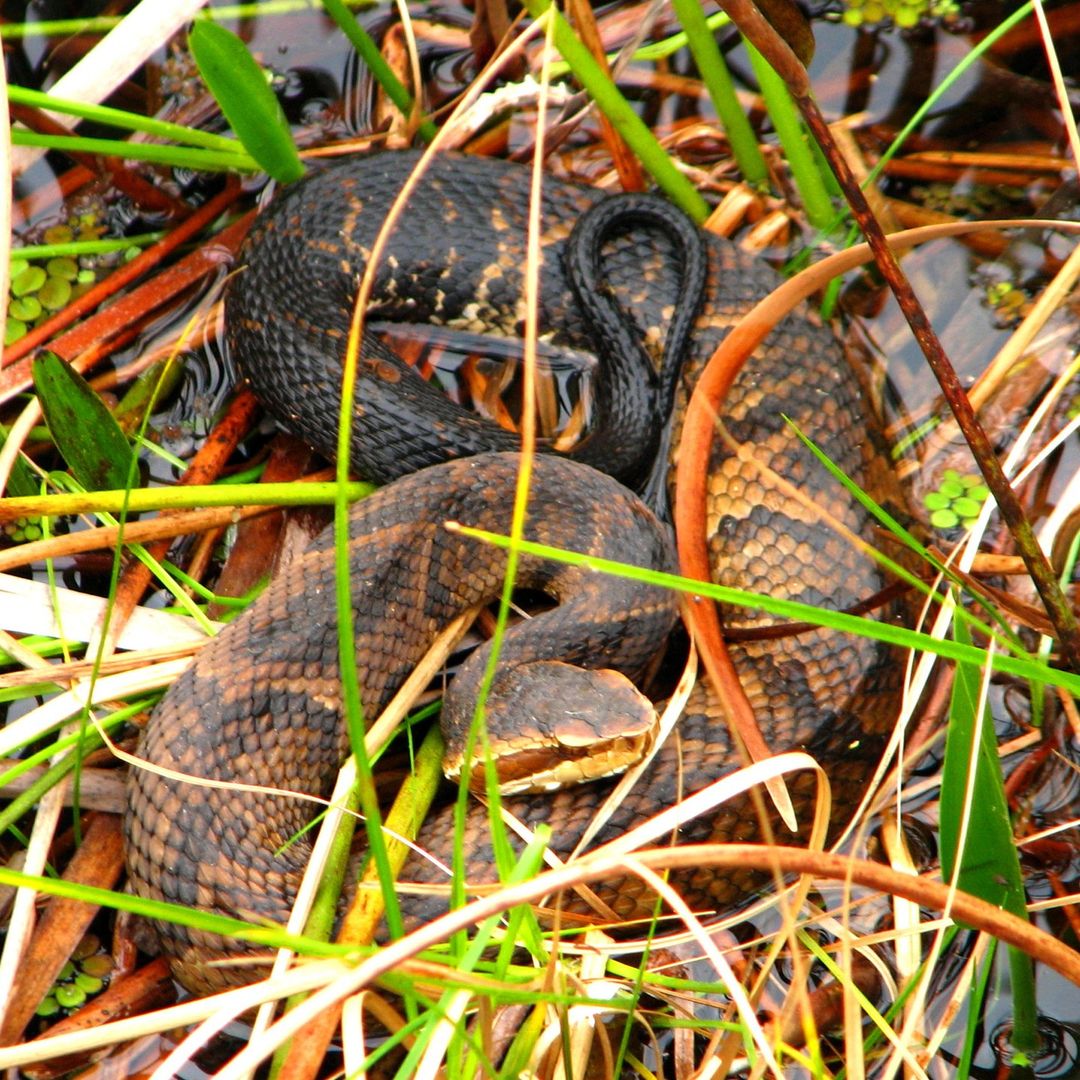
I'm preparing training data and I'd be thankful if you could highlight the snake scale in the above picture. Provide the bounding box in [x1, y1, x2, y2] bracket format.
[124, 151, 907, 992]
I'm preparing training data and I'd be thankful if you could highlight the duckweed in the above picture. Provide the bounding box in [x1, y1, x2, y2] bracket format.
[4, 515, 44, 542]
[924, 469, 990, 530]
[5, 209, 118, 341]
[33, 934, 114, 1019]
[840, 0, 958, 27]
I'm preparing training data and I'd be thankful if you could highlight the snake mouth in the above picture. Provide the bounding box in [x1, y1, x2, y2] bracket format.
[440, 662, 664, 795]
[449, 728, 658, 796]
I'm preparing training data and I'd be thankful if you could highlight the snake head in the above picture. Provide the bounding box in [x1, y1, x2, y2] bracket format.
[441, 662, 659, 795]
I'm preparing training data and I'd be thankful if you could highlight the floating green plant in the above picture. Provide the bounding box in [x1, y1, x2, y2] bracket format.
[35, 935, 114, 1018]
[840, 0, 959, 27]
[985, 279, 1028, 323]
[924, 469, 990, 530]
[3, 515, 44, 542]
[5, 218, 120, 343]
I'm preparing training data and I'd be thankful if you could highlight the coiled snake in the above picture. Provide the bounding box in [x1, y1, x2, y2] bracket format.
[124, 151, 907, 991]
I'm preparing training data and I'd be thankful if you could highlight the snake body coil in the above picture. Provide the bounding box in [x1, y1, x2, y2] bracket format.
[125, 152, 906, 991]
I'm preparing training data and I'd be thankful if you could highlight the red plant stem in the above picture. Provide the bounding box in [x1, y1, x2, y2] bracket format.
[1, 177, 241, 378]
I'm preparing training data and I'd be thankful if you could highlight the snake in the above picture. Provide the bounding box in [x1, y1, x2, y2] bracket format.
[124, 150, 907, 992]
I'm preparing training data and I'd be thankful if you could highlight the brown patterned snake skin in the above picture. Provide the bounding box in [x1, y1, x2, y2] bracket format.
[125, 151, 908, 991]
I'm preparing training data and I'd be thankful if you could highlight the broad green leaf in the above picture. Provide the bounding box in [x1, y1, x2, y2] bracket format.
[940, 610, 1038, 1054]
[939, 611, 1026, 913]
[189, 21, 304, 184]
[31, 353, 134, 491]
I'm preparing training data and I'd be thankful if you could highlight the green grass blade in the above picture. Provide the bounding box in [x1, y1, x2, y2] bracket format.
[450, 532, 549, 955]
[10, 131, 257, 172]
[392, 827, 553, 1077]
[939, 617, 1025, 906]
[0, 1, 376, 39]
[267, 727, 443, 1074]
[0, 865, 358, 960]
[8, 85, 246, 154]
[321, 0, 438, 143]
[545, 8, 735, 75]
[864, 2, 1035, 189]
[518, 0, 709, 222]
[746, 43, 835, 228]
[0, 479, 374, 519]
[450, 525, 1079, 697]
[35, 470, 214, 633]
[788, 417, 1024, 651]
[330, 257, 402, 949]
[0, 703, 139, 790]
[189, 20, 304, 183]
[12, 233, 164, 260]
[957, 945, 997, 1078]
[669, 0, 768, 184]
[0, 736, 102, 841]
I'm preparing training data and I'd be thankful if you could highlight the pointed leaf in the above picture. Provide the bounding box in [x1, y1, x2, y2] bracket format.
[0, 426, 40, 499]
[32, 353, 134, 492]
[189, 21, 304, 184]
[940, 611, 1027, 916]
